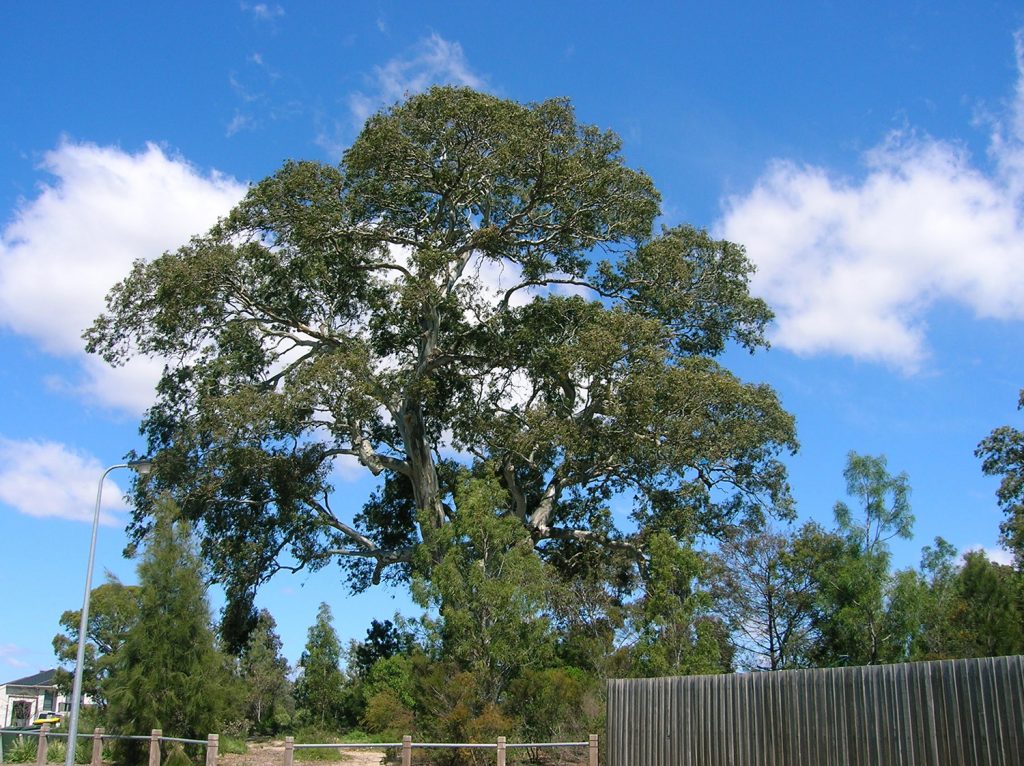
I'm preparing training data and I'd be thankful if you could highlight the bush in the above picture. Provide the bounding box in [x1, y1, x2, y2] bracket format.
[164, 745, 194, 766]
[361, 690, 413, 740]
[4, 735, 38, 764]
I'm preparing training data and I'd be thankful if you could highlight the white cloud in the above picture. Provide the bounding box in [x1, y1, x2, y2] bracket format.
[347, 34, 487, 130]
[718, 33, 1024, 373]
[240, 2, 284, 21]
[0, 438, 134, 524]
[0, 140, 247, 413]
[962, 543, 1014, 567]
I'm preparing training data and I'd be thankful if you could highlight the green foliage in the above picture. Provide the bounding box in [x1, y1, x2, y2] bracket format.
[628, 532, 724, 677]
[163, 745, 194, 766]
[4, 736, 40, 763]
[86, 86, 795, 622]
[505, 667, 600, 742]
[803, 453, 915, 666]
[976, 389, 1024, 568]
[411, 659, 517, 764]
[361, 689, 413, 739]
[414, 474, 557, 702]
[349, 619, 415, 679]
[950, 551, 1024, 656]
[51, 575, 140, 708]
[833, 452, 913, 551]
[104, 498, 231, 763]
[294, 603, 345, 729]
[239, 609, 293, 734]
[218, 736, 248, 756]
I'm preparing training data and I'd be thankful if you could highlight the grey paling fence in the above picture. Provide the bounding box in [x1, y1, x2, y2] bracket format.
[0, 727, 598, 766]
[606, 655, 1024, 766]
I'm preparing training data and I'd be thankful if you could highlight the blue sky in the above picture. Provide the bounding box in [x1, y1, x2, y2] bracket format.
[2, 1, 1024, 676]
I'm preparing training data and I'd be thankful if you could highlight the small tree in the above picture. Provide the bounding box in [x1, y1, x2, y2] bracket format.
[626, 532, 725, 677]
[414, 474, 557, 704]
[239, 609, 292, 733]
[709, 526, 817, 671]
[294, 602, 345, 729]
[105, 498, 230, 762]
[52, 575, 139, 709]
[807, 453, 914, 666]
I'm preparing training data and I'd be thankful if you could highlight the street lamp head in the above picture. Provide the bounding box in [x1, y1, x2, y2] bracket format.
[128, 459, 154, 475]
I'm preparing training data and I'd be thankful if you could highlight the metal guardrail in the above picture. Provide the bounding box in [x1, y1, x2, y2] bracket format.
[1, 727, 599, 766]
[284, 734, 598, 766]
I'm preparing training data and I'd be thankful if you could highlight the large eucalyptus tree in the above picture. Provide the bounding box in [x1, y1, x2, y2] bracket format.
[87, 86, 796, 614]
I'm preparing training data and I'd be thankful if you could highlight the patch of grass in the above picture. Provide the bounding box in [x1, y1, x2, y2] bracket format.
[291, 729, 351, 763]
[219, 736, 248, 755]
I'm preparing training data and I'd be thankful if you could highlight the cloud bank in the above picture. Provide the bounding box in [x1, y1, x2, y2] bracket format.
[0, 141, 247, 413]
[719, 33, 1024, 372]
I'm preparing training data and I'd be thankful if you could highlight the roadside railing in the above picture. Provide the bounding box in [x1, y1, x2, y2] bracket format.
[0, 727, 218, 766]
[286, 734, 598, 765]
[0, 726, 599, 766]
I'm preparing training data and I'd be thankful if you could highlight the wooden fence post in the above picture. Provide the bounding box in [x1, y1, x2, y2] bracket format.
[496, 736, 505, 766]
[205, 734, 219, 766]
[283, 736, 294, 766]
[589, 733, 598, 766]
[35, 724, 49, 766]
[401, 735, 412, 766]
[91, 728, 105, 766]
[148, 729, 162, 766]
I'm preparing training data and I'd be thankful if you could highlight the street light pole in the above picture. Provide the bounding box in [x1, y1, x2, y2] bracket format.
[64, 460, 152, 766]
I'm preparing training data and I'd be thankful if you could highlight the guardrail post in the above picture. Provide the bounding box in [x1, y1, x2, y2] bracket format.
[91, 728, 105, 766]
[496, 736, 506, 766]
[401, 735, 412, 766]
[589, 733, 598, 766]
[205, 734, 219, 766]
[283, 736, 294, 766]
[35, 724, 49, 766]
[148, 729, 162, 766]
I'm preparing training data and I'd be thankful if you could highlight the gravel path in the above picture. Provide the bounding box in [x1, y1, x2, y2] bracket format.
[219, 740, 387, 766]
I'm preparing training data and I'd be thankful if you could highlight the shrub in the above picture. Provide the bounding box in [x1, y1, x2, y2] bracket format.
[4, 735, 38, 764]
[164, 744, 194, 766]
[361, 690, 413, 740]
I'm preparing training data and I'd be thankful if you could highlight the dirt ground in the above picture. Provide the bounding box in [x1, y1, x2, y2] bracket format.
[219, 740, 388, 766]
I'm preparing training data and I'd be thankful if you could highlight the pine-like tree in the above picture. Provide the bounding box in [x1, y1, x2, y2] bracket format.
[105, 498, 230, 761]
[294, 603, 344, 729]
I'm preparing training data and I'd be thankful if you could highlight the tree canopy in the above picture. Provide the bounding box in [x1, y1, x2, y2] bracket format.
[87, 86, 796, 611]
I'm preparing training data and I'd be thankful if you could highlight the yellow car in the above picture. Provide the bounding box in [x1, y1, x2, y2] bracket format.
[32, 711, 62, 726]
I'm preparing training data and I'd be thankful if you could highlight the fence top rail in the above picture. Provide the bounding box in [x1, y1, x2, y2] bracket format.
[291, 738, 589, 750]
[506, 742, 589, 749]
[159, 736, 207, 746]
[0, 730, 69, 739]
[293, 743, 402, 750]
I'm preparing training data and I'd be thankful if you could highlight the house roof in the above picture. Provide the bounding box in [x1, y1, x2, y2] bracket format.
[3, 669, 57, 687]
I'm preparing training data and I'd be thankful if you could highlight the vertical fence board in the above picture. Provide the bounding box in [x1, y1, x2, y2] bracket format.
[606, 656, 1024, 766]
